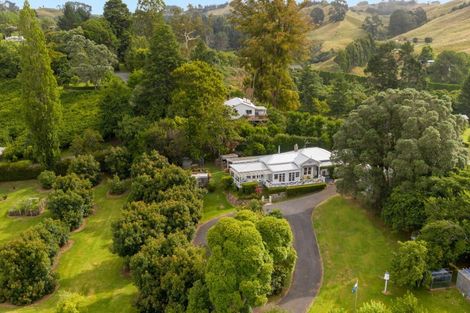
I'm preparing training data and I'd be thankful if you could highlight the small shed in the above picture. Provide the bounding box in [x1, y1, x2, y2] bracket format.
[457, 268, 470, 299]
[191, 172, 210, 188]
[429, 269, 452, 289]
[220, 153, 238, 169]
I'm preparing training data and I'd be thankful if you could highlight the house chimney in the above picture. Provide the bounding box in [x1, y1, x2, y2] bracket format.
[294, 144, 298, 152]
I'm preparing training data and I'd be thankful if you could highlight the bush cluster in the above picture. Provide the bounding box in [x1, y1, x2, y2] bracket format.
[67, 154, 101, 186]
[109, 175, 126, 195]
[241, 181, 259, 194]
[0, 219, 69, 305]
[112, 151, 205, 313]
[38, 170, 56, 189]
[48, 174, 94, 230]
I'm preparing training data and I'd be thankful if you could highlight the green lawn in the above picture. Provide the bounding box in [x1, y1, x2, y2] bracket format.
[0, 181, 137, 313]
[0, 180, 50, 243]
[310, 196, 470, 313]
[201, 163, 234, 222]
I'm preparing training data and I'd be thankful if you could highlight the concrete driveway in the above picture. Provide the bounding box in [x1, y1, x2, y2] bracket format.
[193, 184, 337, 313]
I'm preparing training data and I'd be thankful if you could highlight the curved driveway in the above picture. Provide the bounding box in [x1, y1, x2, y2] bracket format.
[193, 185, 337, 313]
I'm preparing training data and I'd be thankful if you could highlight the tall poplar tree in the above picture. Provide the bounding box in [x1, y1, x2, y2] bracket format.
[231, 0, 310, 111]
[19, 1, 62, 168]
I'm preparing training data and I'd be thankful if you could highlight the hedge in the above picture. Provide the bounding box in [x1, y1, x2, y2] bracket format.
[0, 160, 44, 182]
[428, 82, 462, 91]
[241, 181, 259, 194]
[286, 183, 327, 197]
[264, 186, 287, 195]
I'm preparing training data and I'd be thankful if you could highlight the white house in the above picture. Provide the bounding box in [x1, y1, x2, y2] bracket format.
[229, 146, 333, 188]
[224, 97, 267, 120]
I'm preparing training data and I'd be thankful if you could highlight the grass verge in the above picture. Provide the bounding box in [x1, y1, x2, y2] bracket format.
[0, 181, 137, 313]
[310, 196, 470, 313]
[201, 163, 234, 222]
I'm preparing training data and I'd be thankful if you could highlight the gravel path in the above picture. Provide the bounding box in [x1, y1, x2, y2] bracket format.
[193, 185, 337, 313]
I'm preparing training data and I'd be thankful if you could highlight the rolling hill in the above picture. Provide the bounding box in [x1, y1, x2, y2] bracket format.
[308, 10, 370, 52]
[394, 4, 470, 53]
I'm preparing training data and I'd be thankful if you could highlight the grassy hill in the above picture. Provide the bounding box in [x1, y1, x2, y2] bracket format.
[394, 5, 470, 54]
[309, 10, 370, 52]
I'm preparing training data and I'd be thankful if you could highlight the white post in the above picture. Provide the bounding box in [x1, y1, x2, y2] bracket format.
[383, 272, 390, 294]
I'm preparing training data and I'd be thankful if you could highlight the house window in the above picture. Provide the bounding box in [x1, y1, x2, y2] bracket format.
[274, 174, 278, 180]
[296, 172, 300, 177]
[246, 109, 253, 115]
[289, 172, 295, 181]
[279, 173, 285, 182]
[304, 167, 312, 175]
[247, 175, 251, 179]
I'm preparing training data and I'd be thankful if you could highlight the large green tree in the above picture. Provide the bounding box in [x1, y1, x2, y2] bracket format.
[329, 0, 348, 22]
[429, 50, 470, 84]
[206, 217, 273, 313]
[334, 89, 468, 207]
[418, 220, 467, 269]
[103, 0, 131, 60]
[231, 0, 310, 110]
[66, 34, 117, 86]
[57, 1, 92, 30]
[19, 1, 62, 168]
[130, 233, 205, 313]
[170, 61, 240, 159]
[132, 18, 183, 118]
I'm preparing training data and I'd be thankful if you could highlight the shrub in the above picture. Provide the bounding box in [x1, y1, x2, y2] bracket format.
[391, 240, 428, 288]
[54, 158, 72, 176]
[20, 219, 69, 260]
[38, 170, 56, 189]
[55, 291, 84, 313]
[241, 181, 258, 194]
[68, 154, 101, 186]
[8, 198, 45, 217]
[0, 160, 44, 182]
[54, 174, 94, 217]
[48, 190, 86, 230]
[104, 146, 131, 178]
[221, 175, 234, 190]
[206, 180, 217, 192]
[70, 129, 103, 156]
[424, 37, 432, 43]
[0, 238, 57, 305]
[109, 175, 126, 195]
[286, 183, 326, 197]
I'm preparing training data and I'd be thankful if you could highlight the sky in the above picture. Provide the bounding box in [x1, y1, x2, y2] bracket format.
[12, 0, 443, 14]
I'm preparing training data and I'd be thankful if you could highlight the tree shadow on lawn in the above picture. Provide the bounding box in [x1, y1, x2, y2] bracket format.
[58, 258, 136, 312]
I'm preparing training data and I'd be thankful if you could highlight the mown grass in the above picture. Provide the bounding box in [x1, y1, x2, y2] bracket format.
[201, 163, 234, 222]
[310, 196, 470, 312]
[0, 181, 137, 313]
[0, 180, 50, 243]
